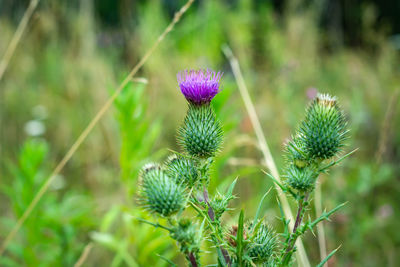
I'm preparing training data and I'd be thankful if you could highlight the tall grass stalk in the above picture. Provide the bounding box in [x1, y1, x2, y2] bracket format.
[315, 182, 327, 266]
[74, 242, 94, 267]
[0, 0, 40, 81]
[222, 45, 311, 267]
[0, 0, 195, 256]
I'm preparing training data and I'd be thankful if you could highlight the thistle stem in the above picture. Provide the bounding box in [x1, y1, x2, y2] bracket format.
[188, 252, 198, 267]
[202, 189, 231, 266]
[282, 192, 310, 265]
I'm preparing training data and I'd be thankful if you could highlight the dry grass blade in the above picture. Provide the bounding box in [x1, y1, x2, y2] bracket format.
[376, 89, 400, 164]
[222, 45, 311, 267]
[315, 181, 328, 266]
[74, 242, 94, 267]
[0, 0, 40, 81]
[0, 0, 195, 256]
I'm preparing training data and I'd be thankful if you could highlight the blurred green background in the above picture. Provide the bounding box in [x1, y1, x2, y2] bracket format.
[1, 0, 399, 266]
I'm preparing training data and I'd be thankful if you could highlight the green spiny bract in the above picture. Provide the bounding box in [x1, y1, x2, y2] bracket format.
[139, 164, 186, 217]
[285, 164, 318, 192]
[170, 218, 201, 265]
[165, 154, 199, 187]
[299, 93, 348, 160]
[247, 223, 278, 264]
[178, 104, 223, 158]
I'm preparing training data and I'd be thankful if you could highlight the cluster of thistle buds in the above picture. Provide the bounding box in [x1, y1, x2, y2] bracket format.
[278, 93, 349, 265]
[136, 68, 350, 267]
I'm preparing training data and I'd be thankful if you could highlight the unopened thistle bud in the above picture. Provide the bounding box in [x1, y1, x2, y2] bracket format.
[285, 164, 318, 192]
[285, 136, 308, 168]
[139, 164, 186, 217]
[170, 218, 201, 265]
[209, 193, 233, 221]
[177, 69, 222, 105]
[299, 93, 348, 159]
[165, 155, 199, 187]
[247, 223, 278, 264]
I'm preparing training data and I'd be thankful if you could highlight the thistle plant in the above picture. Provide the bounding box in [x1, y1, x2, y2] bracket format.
[135, 69, 351, 266]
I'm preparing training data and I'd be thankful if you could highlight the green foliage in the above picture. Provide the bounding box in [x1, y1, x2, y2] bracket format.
[1, 139, 93, 267]
[114, 83, 161, 185]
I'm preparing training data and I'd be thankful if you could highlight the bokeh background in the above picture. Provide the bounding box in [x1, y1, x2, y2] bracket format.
[1, 0, 399, 266]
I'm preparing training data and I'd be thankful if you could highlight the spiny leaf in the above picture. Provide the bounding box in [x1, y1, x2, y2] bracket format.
[157, 254, 178, 266]
[252, 187, 272, 230]
[226, 177, 238, 198]
[318, 148, 358, 173]
[236, 209, 245, 266]
[303, 202, 347, 233]
[316, 245, 341, 267]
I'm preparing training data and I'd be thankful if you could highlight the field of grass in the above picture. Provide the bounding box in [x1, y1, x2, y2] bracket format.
[1, 0, 399, 266]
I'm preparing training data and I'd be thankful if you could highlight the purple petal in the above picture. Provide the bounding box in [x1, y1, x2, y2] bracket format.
[177, 69, 223, 104]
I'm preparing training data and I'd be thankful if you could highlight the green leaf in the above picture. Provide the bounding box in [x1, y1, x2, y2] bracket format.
[158, 254, 178, 266]
[252, 187, 272, 230]
[263, 170, 297, 199]
[226, 177, 238, 197]
[236, 209, 245, 266]
[318, 148, 358, 173]
[316, 245, 341, 267]
[305, 202, 347, 233]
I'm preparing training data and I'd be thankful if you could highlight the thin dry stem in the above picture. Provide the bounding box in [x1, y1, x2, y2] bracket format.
[222, 45, 311, 267]
[74, 242, 94, 267]
[315, 181, 328, 266]
[0, 0, 195, 256]
[0, 0, 40, 81]
[376, 89, 400, 164]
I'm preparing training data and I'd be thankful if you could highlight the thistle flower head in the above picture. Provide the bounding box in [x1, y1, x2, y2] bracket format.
[139, 163, 186, 217]
[247, 223, 278, 264]
[299, 93, 348, 159]
[165, 154, 199, 187]
[177, 69, 223, 105]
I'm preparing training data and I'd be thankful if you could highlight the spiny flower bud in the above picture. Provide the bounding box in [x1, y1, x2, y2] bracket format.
[165, 155, 199, 187]
[178, 104, 223, 158]
[139, 163, 186, 217]
[285, 136, 308, 168]
[247, 223, 278, 264]
[285, 164, 318, 192]
[299, 93, 348, 159]
[177, 69, 223, 105]
[209, 193, 233, 221]
[170, 218, 201, 265]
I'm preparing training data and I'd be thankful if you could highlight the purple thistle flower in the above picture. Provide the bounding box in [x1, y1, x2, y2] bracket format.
[177, 69, 223, 105]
